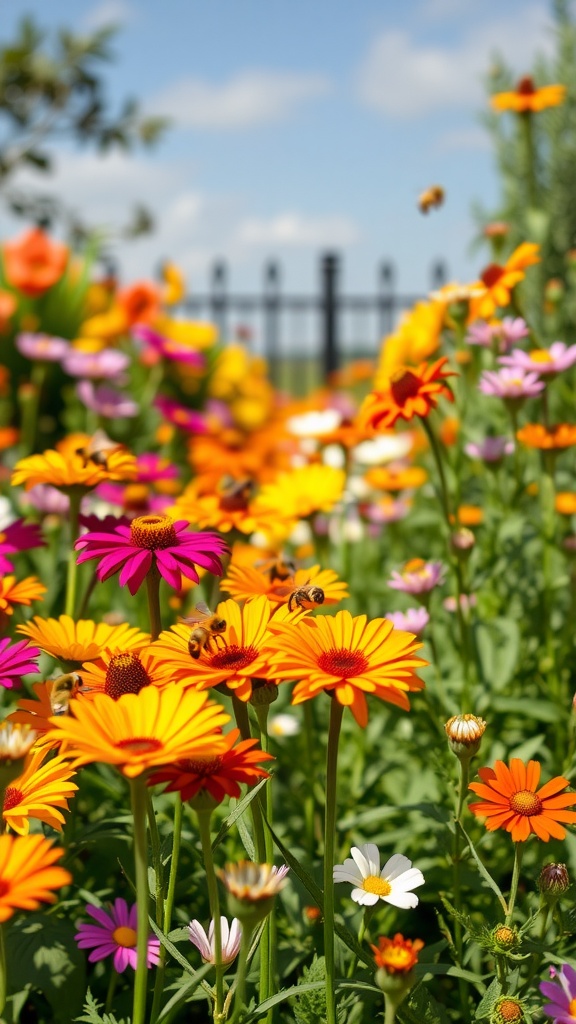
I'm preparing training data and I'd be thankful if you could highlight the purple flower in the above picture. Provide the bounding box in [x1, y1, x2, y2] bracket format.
[388, 560, 445, 596]
[0, 519, 45, 575]
[465, 321, 495, 348]
[464, 437, 515, 462]
[479, 367, 545, 400]
[133, 325, 206, 369]
[75, 513, 228, 595]
[154, 395, 207, 434]
[16, 333, 70, 362]
[76, 380, 138, 419]
[500, 317, 530, 349]
[135, 454, 179, 483]
[75, 898, 160, 972]
[500, 342, 576, 376]
[465, 318, 529, 352]
[23, 485, 70, 516]
[0, 638, 40, 689]
[385, 607, 430, 634]
[63, 348, 129, 381]
[540, 963, 576, 1022]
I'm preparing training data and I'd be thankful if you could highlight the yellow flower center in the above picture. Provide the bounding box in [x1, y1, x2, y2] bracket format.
[317, 648, 369, 678]
[105, 653, 151, 699]
[496, 998, 523, 1022]
[130, 514, 177, 550]
[0, 533, 6, 545]
[112, 925, 137, 948]
[379, 946, 414, 972]
[529, 349, 553, 363]
[509, 790, 542, 816]
[362, 875, 392, 897]
[569, 997, 576, 1015]
[494, 926, 516, 948]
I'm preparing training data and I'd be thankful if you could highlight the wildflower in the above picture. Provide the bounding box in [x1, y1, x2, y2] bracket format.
[47, 684, 230, 778]
[538, 862, 570, 898]
[220, 862, 289, 924]
[268, 713, 300, 738]
[268, 609, 427, 727]
[148, 729, 273, 803]
[76, 381, 139, 419]
[0, 834, 71, 921]
[491, 75, 566, 113]
[12, 439, 137, 491]
[491, 996, 525, 1023]
[517, 424, 576, 450]
[63, 348, 129, 381]
[556, 493, 576, 515]
[470, 243, 540, 320]
[466, 318, 529, 351]
[23, 485, 71, 516]
[0, 520, 44, 575]
[372, 933, 424, 975]
[17, 615, 149, 667]
[469, 759, 576, 841]
[3, 747, 77, 835]
[364, 465, 427, 491]
[134, 325, 206, 368]
[385, 608, 430, 634]
[188, 917, 242, 965]
[75, 898, 160, 971]
[154, 395, 206, 434]
[16, 333, 70, 362]
[540, 964, 576, 1022]
[0, 638, 40, 690]
[465, 437, 514, 463]
[79, 647, 176, 699]
[374, 301, 444, 388]
[388, 558, 445, 596]
[444, 593, 476, 614]
[500, 342, 576, 376]
[117, 280, 160, 326]
[0, 723, 37, 764]
[221, 562, 348, 608]
[491, 925, 519, 953]
[333, 845, 424, 907]
[75, 514, 227, 595]
[3, 227, 68, 297]
[352, 432, 414, 466]
[479, 367, 545, 400]
[445, 714, 487, 759]
[0, 576, 46, 623]
[255, 464, 346, 522]
[359, 358, 456, 431]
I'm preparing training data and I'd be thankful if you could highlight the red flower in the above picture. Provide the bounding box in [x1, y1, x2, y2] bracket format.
[358, 358, 456, 431]
[149, 729, 273, 803]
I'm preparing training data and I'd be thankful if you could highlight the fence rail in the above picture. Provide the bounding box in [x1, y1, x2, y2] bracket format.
[183, 252, 448, 392]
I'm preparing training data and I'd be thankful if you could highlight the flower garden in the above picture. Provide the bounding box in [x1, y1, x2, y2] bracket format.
[0, 53, 575, 1024]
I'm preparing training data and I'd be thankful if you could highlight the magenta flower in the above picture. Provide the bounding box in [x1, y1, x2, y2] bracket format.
[0, 638, 40, 689]
[75, 513, 228, 595]
[76, 381, 138, 419]
[464, 437, 515, 463]
[388, 560, 445, 595]
[154, 395, 207, 434]
[63, 348, 129, 381]
[500, 341, 576, 376]
[95, 482, 172, 517]
[16, 333, 70, 362]
[0, 519, 45, 574]
[133, 325, 206, 369]
[23, 485, 71, 516]
[540, 963, 576, 1022]
[361, 499, 411, 525]
[385, 607, 430, 634]
[135, 454, 179, 483]
[75, 898, 160, 972]
[188, 916, 242, 965]
[479, 367, 545, 400]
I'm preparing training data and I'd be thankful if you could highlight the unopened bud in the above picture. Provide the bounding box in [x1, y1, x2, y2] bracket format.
[451, 528, 476, 555]
[250, 681, 279, 707]
[538, 862, 570, 899]
[491, 924, 519, 953]
[445, 714, 486, 759]
[490, 995, 524, 1024]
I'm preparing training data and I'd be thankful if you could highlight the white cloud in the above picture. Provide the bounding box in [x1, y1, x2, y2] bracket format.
[357, 6, 554, 117]
[236, 213, 359, 248]
[147, 71, 331, 129]
[81, 0, 137, 30]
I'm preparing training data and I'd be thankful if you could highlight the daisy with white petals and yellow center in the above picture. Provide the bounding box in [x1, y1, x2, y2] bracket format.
[333, 844, 424, 908]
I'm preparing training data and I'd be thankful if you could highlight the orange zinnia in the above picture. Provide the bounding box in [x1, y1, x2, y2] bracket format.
[364, 465, 427, 491]
[469, 759, 576, 841]
[516, 423, 576, 450]
[0, 834, 71, 921]
[371, 933, 424, 974]
[358, 358, 456, 432]
[491, 76, 566, 113]
[7, 680, 67, 749]
[469, 243, 540, 320]
[220, 562, 349, 608]
[3, 227, 68, 297]
[0, 576, 46, 618]
[148, 728, 273, 803]
[556, 492, 576, 515]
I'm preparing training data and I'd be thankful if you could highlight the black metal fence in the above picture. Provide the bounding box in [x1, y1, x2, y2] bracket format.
[183, 252, 448, 392]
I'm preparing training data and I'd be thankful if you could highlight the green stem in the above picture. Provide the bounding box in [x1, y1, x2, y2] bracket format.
[146, 566, 163, 641]
[20, 360, 47, 457]
[453, 757, 471, 1022]
[324, 699, 344, 1024]
[231, 924, 253, 1022]
[130, 776, 151, 1024]
[303, 701, 317, 857]
[346, 905, 374, 979]
[520, 111, 537, 208]
[0, 923, 6, 1017]
[384, 994, 397, 1024]
[105, 968, 119, 1015]
[197, 809, 224, 1018]
[150, 794, 183, 1024]
[64, 489, 83, 618]
[505, 843, 524, 927]
[232, 695, 266, 861]
[146, 790, 164, 927]
[255, 705, 274, 1022]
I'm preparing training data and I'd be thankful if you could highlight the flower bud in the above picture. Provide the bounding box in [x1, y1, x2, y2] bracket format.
[219, 862, 289, 928]
[445, 714, 486, 760]
[450, 528, 476, 555]
[538, 862, 570, 899]
[372, 934, 423, 1013]
[491, 924, 519, 954]
[250, 680, 279, 707]
[490, 995, 524, 1024]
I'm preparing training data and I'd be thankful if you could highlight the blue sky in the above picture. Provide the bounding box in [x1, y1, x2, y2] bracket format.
[3, 0, 558, 298]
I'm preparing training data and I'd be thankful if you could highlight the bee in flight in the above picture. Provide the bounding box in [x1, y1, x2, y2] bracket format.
[276, 580, 325, 612]
[256, 555, 297, 584]
[49, 673, 83, 716]
[181, 602, 227, 660]
[217, 476, 254, 511]
[418, 185, 445, 214]
[75, 429, 123, 470]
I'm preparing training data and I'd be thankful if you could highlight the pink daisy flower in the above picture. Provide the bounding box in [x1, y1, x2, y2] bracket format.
[540, 963, 576, 1023]
[16, 333, 70, 362]
[75, 898, 160, 972]
[154, 395, 207, 434]
[464, 437, 514, 463]
[75, 513, 228, 595]
[499, 341, 576, 376]
[385, 607, 430, 634]
[0, 519, 45, 574]
[63, 348, 129, 381]
[188, 916, 242, 965]
[133, 325, 206, 369]
[76, 381, 139, 419]
[388, 559, 445, 596]
[0, 638, 41, 689]
[135, 454, 179, 484]
[478, 367, 545, 400]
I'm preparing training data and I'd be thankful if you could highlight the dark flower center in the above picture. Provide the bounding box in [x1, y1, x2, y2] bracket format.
[517, 75, 535, 96]
[481, 263, 504, 288]
[390, 369, 421, 406]
[3, 787, 22, 811]
[317, 648, 369, 678]
[130, 514, 177, 550]
[509, 790, 542, 816]
[209, 644, 258, 670]
[182, 755, 224, 776]
[116, 737, 163, 754]
[105, 653, 151, 699]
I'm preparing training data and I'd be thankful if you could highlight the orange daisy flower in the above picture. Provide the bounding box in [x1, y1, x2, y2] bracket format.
[364, 465, 427, 492]
[372, 934, 424, 974]
[148, 728, 273, 803]
[17, 616, 150, 669]
[7, 680, 67, 748]
[3, 747, 78, 835]
[469, 243, 540, 321]
[47, 684, 230, 778]
[171, 478, 277, 535]
[358, 358, 456, 432]
[491, 76, 566, 113]
[221, 562, 349, 607]
[0, 576, 46, 618]
[79, 647, 176, 699]
[469, 759, 576, 841]
[0, 834, 71, 922]
[3, 227, 68, 297]
[516, 424, 576, 451]
[555, 492, 576, 515]
[267, 609, 427, 727]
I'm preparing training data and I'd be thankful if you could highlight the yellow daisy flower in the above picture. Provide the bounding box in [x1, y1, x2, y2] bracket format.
[3, 747, 78, 835]
[17, 616, 150, 669]
[12, 434, 137, 492]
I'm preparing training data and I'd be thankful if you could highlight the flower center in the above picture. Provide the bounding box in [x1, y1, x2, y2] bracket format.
[517, 75, 535, 95]
[317, 647, 369, 678]
[390, 369, 421, 406]
[183, 755, 223, 775]
[529, 349, 553, 363]
[362, 875, 392, 897]
[112, 925, 138, 948]
[380, 947, 414, 972]
[509, 790, 542, 816]
[130, 514, 176, 550]
[105, 653, 151, 699]
[0, 881, 9, 898]
[116, 737, 163, 754]
[481, 263, 504, 288]
[404, 558, 425, 573]
[494, 926, 516, 948]
[569, 997, 576, 1015]
[496, 998, 523, 1022]
[209, 644, 258, 670]
[3, 787, 22, 811]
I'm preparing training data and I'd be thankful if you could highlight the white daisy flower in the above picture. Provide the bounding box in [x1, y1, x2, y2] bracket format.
[333, 844, 424, 908]
[188, 916, 242, 965]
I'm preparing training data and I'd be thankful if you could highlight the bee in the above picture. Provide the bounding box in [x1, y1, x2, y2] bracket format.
[257, 555, 297, 584]
[75, 429, 123, 470]
[49, 673, 83, 716]
[217, 476, 254, 512]
[181, 602, 227, 659]
[418, 185, 445, 214]
[276, 581, 325, 612]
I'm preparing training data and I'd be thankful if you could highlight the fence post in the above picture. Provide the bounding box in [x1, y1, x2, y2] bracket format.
[321, 252, 340, 380]
[378, 261, 395, 339]
[263, 260, 281, 383]
[210, 260, 228, 342]
[430, 259, 447, 292]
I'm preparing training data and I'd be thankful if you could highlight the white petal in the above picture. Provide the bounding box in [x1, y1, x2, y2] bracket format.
[384, 890, 419, 909]
[188, 920, 211, 960]
[351, 843, 379, 877]
[351, 887, 379, 906]
[390, 869, 425, 892]
[350, 847, 371, 878]
[333, 867, 364, 885]
[381, 854, 412, 880]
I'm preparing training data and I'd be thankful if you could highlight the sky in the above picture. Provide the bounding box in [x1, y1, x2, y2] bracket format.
[1, 0, 560, 303]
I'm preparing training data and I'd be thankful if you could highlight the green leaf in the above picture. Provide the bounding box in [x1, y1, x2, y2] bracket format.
[457, 823, 507, 914]
[405, 983, 450, 1024]
[75, 988, 127, 1024]
[7, 913, 86, 1024]
[211, 777, 269, 851]
[474, 977, 502, 1020]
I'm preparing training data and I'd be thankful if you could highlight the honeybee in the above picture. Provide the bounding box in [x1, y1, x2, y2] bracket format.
[181, 602, 227, 659]
[76, 429, 123, 470]
[257, 555, 297, 584]
[217, 476, 254, 512]
[49, 673, 83, 716]
[418, 185, 445, 214]
[276, 581, 325, 612]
